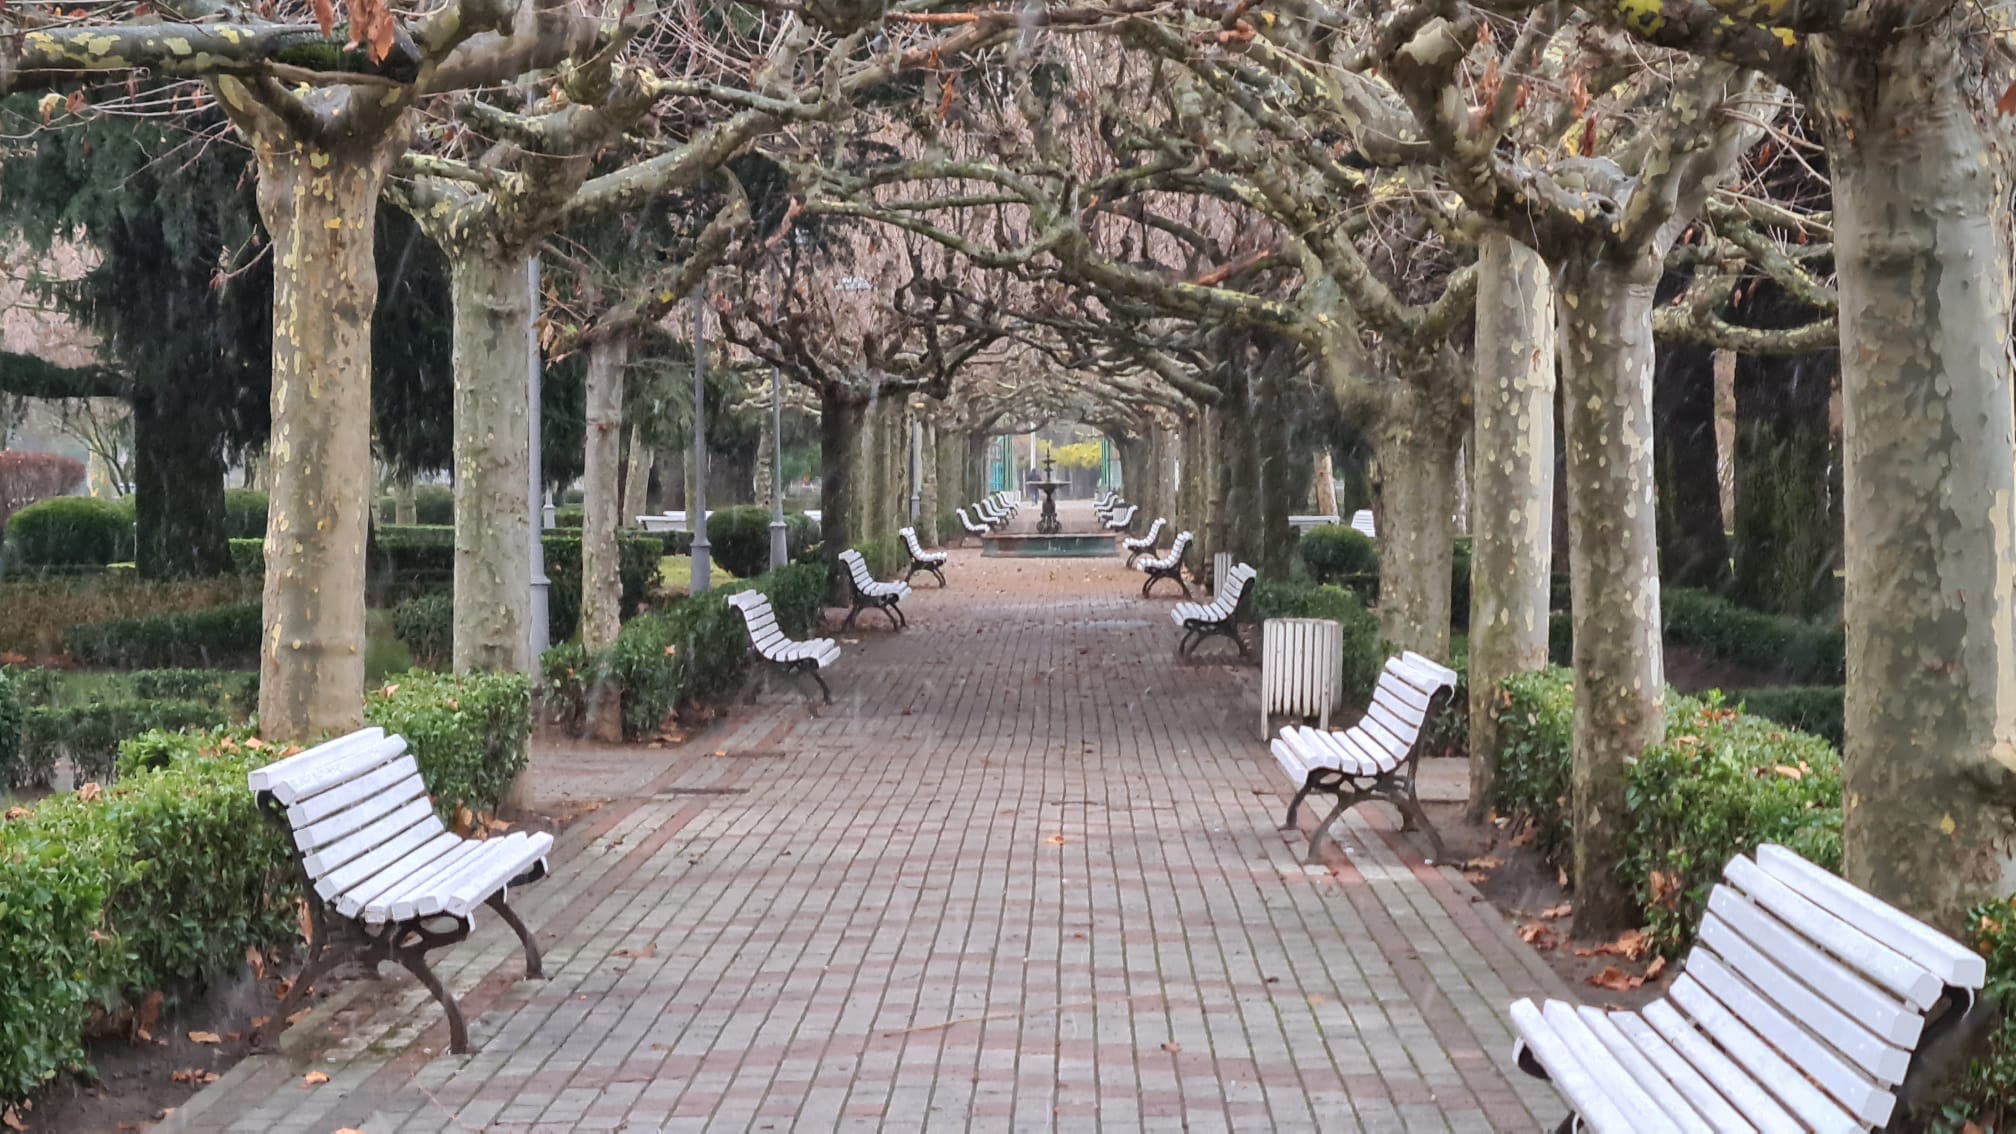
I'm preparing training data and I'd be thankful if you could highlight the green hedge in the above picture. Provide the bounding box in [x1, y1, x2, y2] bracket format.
[5, 496, 134, 571]
[1, 732, 296, 1099]
[17, 700, 230, 787]
[391, 591, 453, 667]
[1247, 579, 1384, 702]
[129, 668, 258, 711]
[1945, 897, 2016, 1130]
[1733, 686, 1844, 748]
[64, 602, 263, 669]
[222, 490, 268, 540]
[0, 668, 20, 793]
[1304, 535, 1472, 634]
[1661, 586, 1844, 683]
[1491, 670, 1843, 956]
[544, 562, 828, 738]
[553, 504, 585, 528]
[361, 671, 531, 820]
[228, 538, 263, 574]
[1299, 525, 1377, 583]
[541, 532, 662, 643]
[705, 507, 821, 579]
[414, 485, 454, 525]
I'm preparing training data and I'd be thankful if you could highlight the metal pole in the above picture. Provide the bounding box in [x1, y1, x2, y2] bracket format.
[688, 287, 712, 593]
[768, 366, 788, 572]
[527, 256, 551, 664]
[909, 410, 923, 523]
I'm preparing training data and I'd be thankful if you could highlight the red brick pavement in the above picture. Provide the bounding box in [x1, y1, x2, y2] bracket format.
[161, 511, 1572, 1132]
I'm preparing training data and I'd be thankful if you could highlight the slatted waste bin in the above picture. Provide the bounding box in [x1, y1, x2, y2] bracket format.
[1260, 617, 1344, 740]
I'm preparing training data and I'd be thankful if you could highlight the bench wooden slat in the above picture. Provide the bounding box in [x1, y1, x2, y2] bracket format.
[1724, 857, 1944, 1009]
[1509, 999, 1646, 1134]
[1698, 909, 1911, 1083]
[1667, 975, 1862, 1132]
[321, 829, 461, 904]
[248, 727, 389, 795]
[287, 755, 421, 826]
[303, 794, 440, 879]
[1603, 1010, 1758, 1134]
[314, 807, 450, 898]
[1375, 669, 1431, 715]
[1642, 999, 1805, 1134]
[1753, 844, 1986, 988]
[265, 733, 406, 806]
[1687, 950, 1893, 1126]
[1705, 887, 1921, 1048]
[293, 770, 429, 852]
[391, 832, 544, 920]
[1364, 700, 1420, 748]
[1334, 728, 1393, 775]
[439, 833, 554, 918]
[1299, 727, 1374, 776]
[334, 834, 481, 920]
[1541, 999, 1696, 1133]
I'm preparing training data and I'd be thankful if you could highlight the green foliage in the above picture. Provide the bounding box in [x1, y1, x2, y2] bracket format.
[1247, 579, 1385, 701]
[1489, 670, 1844, 955]
[541, 532, 663, 643]
[130, 669, 258, 712]
[1936, 899, 2016, 1132]
[0, 576, 259, 662]
[228, 538, 263, 575]
[1627, 695, 1843, 955]
[1733, 686, 1844, 748]
[221, 490, 268, 540]
[1450, 538, 1473, 634]
[552, 562, 828, 739]
[553, 505, 585, 528]
[64, 602, 262, 670]
[362, 672, 531, 819]
[1298, 525, 1378, 583]
[5, 496, 134, 570]
[0, 731, 296, 1099]
[850, 540, 906, 581]
[0, 668, 20, 796]
[18, 700, 230, 786]
[391, 591, 453, 668]
[1661, 586, 1844, 683]
[708, 506, 780, 579]
[413, 485, 455, 525]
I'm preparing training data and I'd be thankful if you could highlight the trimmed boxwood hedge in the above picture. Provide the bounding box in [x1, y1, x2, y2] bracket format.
[4, 496, 134, 572]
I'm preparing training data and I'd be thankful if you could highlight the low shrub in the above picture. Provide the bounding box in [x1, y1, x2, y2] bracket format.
[370, 524, 455, 594]
[1, 731, 296, 1099]
[1489, 670, 1844, 955]
[0, 576, 261, 661]
[222, 490, 268, 540]
[65, 602, 263, 669]
[709, 506, 778, 579]
[1661, 586, 1844, 683]
[542, 532, 662, 643]
[8, 667, 62, 707]
[553, 504, 585, 528]
[362, 671, 531, 820]
[1299, 525, 1378, 584]
[17, 700, 231, 785]
[1732, 686, 1844, 748]
[1938, 898, 2016, 1131]
[129, 669, 258, 711]
[228, 538, 263, 575]
[391, 590, 453, 668]
[1247, 579, 1385, 702]
[414, 484, 454, 525]
[1300, 534, 1472, 633]
[0, 667, 21, 794]
[559, 561, 828, 739]
[5, 496, 133, 571]
[849, 540, 907, 582]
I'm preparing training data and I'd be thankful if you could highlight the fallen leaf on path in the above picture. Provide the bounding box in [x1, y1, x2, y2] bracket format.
[1160, 1042, 1181, 1054]
[301, 1071, 330, 1087]
[1574, 929, 1651, 962]
[251, 1017, 271, 1030]
[1538, 903, 1573, 920]
[1462, 870, 1489, 884]
[614, 943, 658, 959]
[1463, 857, 1504, 871]
[246, 946, 265, 980]
[1508, 825, 1536, 847]
[2, 1106, 25, 1131]
[170, 1069, 218, 1085]
[135, 989, 162, 1042]
[1645, 956, 1667, 980]
[1517, 923, 1557, 951]
[1586, 966, 1646, 992]
[286, 1008, 311, 1025]
[187, 1031, 222, 1045]
[1045, 835, 1067, 845]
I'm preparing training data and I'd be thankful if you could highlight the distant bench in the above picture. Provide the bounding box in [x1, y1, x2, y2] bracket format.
[730, 590, 841, 704]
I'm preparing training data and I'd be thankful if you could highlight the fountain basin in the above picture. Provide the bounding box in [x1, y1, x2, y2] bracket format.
[981, 532, 1118, 558]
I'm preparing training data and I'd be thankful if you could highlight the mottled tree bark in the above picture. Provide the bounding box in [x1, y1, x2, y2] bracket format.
[1312, 449, 1339, 518]
[1812, 32, 2016, 928]
[254, 130, 405, 740]
[1468, 234, 1556, 819]
[1559, 252, 1667, 937]
[1729, 279, 1839, 616]
[821, 389, 864, 601]
[1372, 390, 1460, 660]
[449, 252, 533, 673]
[392, 473, 417, 526]
[131, 391, 231, 579]
[1113, 435, 1148, 534]
[580, 331, 630, 657]
[918, 421, 940, 546]
[622, 426, 652, 522]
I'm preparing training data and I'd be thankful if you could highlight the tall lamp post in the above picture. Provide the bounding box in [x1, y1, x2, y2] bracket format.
[689, 286, 712, 593]
[909, 409, 923, 523]
[769, 365, 788, 571]
[527, 256, 551, 663]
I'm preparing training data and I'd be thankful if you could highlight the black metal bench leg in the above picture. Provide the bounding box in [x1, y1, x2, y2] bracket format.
[930, 565, 946, 587]
[394, 943, 470, 1054]
[487, 891, 545, 979]
[1305, 794, 1357, 864]
[809, 668, 832, 705]
[881, 603, 903, 631]
[842, 602, 863, 630]
[1399, 784, 1446, 862]
[905, 563, 920, 582]
[1281, 781, 1320, 830]
[1176, 573, 1193, 600]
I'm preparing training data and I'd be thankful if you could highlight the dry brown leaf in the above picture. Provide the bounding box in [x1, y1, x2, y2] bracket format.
[1557, 865, 1571, 889]
[1160, 1042, 1180, 1054]
[613, 943, 658, 959]
[1645, 956, 1668, 980]
[1045, 835, 1066, 845]
[1538, 903, 1573, 920]
[187, 1030, 222, 1045]
[1772, 764, 1803, 781]
[286, 1009, 312, 1026]
[485, 817, 513, 832]
[246, 945, 265, 980]
[1507, 824, 1536, 848]
[244, 736, 265, 750]
[1963, 1121, 1986, 1134]
[2, 1106, 25, 1132]
[1999, 83, 2016, 117]
[1516, 923, 1557, 951]
[77, 782, 103, 803]
[251, 1017, 271, 1030]
[1463, 856, 1504, 871]
[336, 1129, 365, 1134]
[302, 1071, 330, 1087]
[1648, 870, 1681, 911]
[1586, 966, 1646, 992]
[135, 989, 162, 1042]
[1462, 870, 1490, 884]
[1574, 929, 1651, 962]
[170, 1069, 219, 1085]
[3, 806, 29, 821]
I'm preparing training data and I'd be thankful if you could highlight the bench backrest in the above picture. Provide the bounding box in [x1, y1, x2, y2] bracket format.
[1112, 504, 1138, 526]
[1341, 653, 1457, 774]
[839, 548, 878, 588]
[899, 527, 928, 558]
[247, 729, 454, 900]
[1349, 509, 1376, 539]
[1670, 845, 1987, 1128]
[729, 590, 796, 658]
[956, 507, 985, 531]
[1214, 563, 1257, 611]
[1157, 530, 1193, 566]
[1132, 517, 1166, 546]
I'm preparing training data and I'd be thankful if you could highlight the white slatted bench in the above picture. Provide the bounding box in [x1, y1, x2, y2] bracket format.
[1171, 561, 1256, 656]
[1123, 517, 1167, 567]
[985, 491, 1017, 519]
[1094, 490, 1117, 512]
[1272, 650, 1457, 862]
[975, 498, 1009, 530]
[953, 506, 990, 546]
[839, 548, 912, 630]
[1104, 503, 1139, 534]
[898, 526, 948, 587]
[1096, 495, 1126, 524]
[1137, 529, 1194, 598]
[248, 727, 552, 1054]
[729, 590, 840, 703]
[1510, 843, 1992, 1133]
[1349, 508, 1376, 539]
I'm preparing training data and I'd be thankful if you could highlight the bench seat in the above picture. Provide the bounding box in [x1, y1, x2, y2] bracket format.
[1137, 530, 1194, 598]
[840, 548, 912, 630]
[899, 526, 948, 586]
[1170, 562, 1256, 656]
[730, 590, 839, 703]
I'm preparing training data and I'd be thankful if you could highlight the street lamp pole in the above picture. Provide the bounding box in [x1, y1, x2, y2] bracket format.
[689, 286, 712, 593]
[769, 366, 788, 571]
[909, 409, 922, 523]
[527, 256, 551, 664]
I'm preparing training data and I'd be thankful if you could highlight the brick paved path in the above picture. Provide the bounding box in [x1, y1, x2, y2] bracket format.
[165, 507, 1570, 1132]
